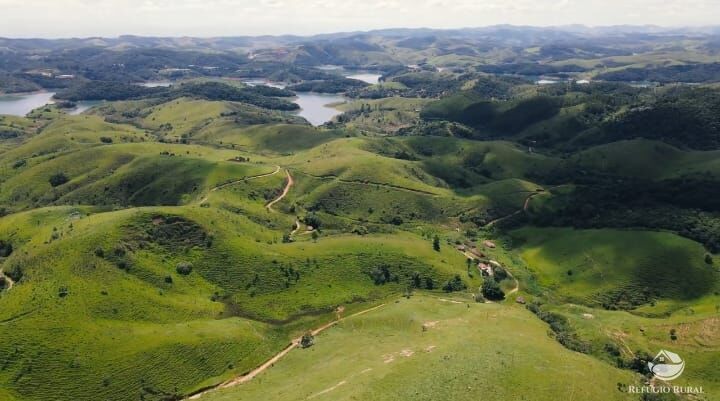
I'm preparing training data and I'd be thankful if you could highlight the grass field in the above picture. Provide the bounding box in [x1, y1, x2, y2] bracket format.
[512, 227, 719, 308]
[548, 301, 720, 397]
[201, 294, 639, 401]
[572, 139, 720, 179]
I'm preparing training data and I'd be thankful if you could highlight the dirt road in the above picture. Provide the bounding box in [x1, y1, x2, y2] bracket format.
[483, 191, 541, 228]
[0, 270, 14, 291]
[290, 220, 301, 237]
[265, 169, 294, 212]
[198, 165, 281, 205]
[188, 303, 386, 400]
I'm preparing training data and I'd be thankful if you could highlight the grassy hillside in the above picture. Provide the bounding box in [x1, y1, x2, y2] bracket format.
[551, 301, 720, 392]
[3, 79, 720, 401]
[572, 139, 720, 179]
[0, 198, 475, 401]
[202, 295, 638, 401]
[512, 227, 718, 309]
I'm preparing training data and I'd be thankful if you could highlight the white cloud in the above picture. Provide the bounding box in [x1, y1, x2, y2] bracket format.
[0, 0, 718, 37]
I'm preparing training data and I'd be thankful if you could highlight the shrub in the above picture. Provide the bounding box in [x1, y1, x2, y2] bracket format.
[99, 136, 113, 143]
[369, 265, 398, 285]
[176, 262, 193, 275]
[624, 351, 653, 375]
[6, 264, 23, 282]
[300, 332, 314, 348]
[0, 240, 13, 257]
[481, 279, 505, 300]
[442, 274, 467, 292]
[424, 277, 435, 290]
[526, 302, 592, 354]
[113, 246, 126, 257]
[49, 172, 69, 187]
[12, 159, 26, 169]
[93, 247, 105, 258]
[410, 272, 422, 288]
[304, 213, 322, 230]
[493, 266, 509, 282]
[432, 235, 440, 252]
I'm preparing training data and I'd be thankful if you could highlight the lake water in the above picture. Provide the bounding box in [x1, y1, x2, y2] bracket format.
[0, 83, 345, 126]
[140, 81, 173, 88]
[346, 73, 381, 84]
[242, 79, 345, 126]
[241, 79, 286, 89]
[315, 65, 343, 71]
[0, 92, 55, 116]
[293, 93, 345, 126]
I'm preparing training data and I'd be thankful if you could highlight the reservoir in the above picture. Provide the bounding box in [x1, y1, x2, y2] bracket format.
[0, 92, 55, 116]
[292, 92, 345, 126]
[0, 82, 346, 125]
[139, 81, 173, 88]
[242, 78, 345, 126]
[346, 73, 382, 84]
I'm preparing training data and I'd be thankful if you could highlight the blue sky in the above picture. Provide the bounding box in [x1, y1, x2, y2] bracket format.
[1, 0, 719, 38]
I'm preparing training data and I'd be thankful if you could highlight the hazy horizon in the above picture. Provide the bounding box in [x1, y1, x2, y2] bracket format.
[2, 23, 720, 41]
[1, 0, 720, 38]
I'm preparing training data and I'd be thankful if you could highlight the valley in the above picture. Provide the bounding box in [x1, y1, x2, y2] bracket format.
[0, 25, 719, 401]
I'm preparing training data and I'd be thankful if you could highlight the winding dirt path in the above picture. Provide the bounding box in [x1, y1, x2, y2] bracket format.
[0, 270, 14, 291]
[483, 191, 541, 229]
[289, 220, 301, 237]
[198, 165, 281, 205]
[188, 303, 386, 400]
[506, 273, 520, 296]
[265, 169, 294, 212]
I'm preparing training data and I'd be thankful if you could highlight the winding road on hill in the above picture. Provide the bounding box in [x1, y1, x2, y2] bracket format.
[0, 270, 15, 291]
[290, 219, 301, 236]
[188, 303, 386, 400]
[265, 169, 294, 211]
[483, 191, 540, 228]
[198, 165, 281, 205]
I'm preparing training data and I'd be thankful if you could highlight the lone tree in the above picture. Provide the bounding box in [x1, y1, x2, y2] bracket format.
[442, 274, 466, 292]
[176, 262, 193, 275]
[300, 332, 314, 348]
[49, 172, 69, 187]
[481, 279, 505, 301]
[0, 240, 13, 257]
[432, 235, 441, 252]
